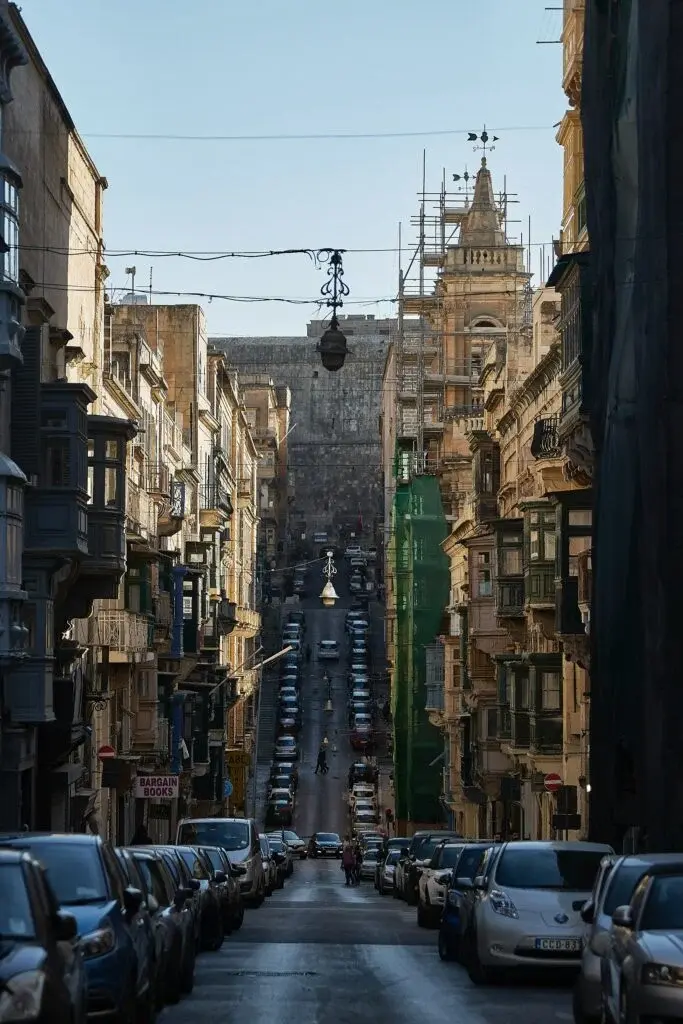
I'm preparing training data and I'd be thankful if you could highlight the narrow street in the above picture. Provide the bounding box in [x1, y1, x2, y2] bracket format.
[161, 858, 574, 1024]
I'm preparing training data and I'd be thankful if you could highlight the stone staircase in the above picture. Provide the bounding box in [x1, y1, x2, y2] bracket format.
[254, 604, 283, 828]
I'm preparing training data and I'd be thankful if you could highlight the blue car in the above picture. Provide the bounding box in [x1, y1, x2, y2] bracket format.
[438, 843, 493, 963]
[0, 832, 153, 1023]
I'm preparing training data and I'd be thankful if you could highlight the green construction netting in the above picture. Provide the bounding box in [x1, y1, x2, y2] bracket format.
[391, 469, 449, 823]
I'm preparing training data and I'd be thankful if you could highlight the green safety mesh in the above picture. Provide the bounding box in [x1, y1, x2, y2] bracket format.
[391, 466, 449, 823]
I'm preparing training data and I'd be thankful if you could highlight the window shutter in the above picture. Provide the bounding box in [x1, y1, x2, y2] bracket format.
[11, 325, 42, 476]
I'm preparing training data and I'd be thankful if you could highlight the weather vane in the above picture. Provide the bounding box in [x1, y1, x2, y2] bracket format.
[467, 127, 499, 158]
[452, 168, 471, 200]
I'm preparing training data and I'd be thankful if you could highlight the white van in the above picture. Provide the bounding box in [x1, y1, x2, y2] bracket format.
[176, 817, 266, 905]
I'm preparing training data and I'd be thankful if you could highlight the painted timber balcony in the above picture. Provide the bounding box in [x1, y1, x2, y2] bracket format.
[251, 425, 277, 443]
[233, 606, 260, 638]
[96, 609, 151, 661]
[523, 503, 557, 610]
[469, 431, 500, 525]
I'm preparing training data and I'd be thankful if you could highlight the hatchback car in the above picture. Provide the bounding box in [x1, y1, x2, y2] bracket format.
[461, 840, 612, 983]
[308, 833, 343, 858]
[438, 843, 494, 962]
[376, 848, 402, 894]
[274, 735, 298, 761]
[0, 832, 147, 1022]
[279, 830, 307, 859]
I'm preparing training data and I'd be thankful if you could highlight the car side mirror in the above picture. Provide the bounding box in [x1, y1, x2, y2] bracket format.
[54, 911, 78, 942]
[455, 876, 473, 890]
[146, 895, 160, 915]
[214, 871, 227, 884]
[580, 901, 595, 925]
[435, 871, 451, 884]
[230, 865, 247, 877]
[123, 886, 144, 917]
[188, 878, 201, 891]
[273, 852, 285, 864]
[473, 875, 487, 890]
[612, 905, 634, 929]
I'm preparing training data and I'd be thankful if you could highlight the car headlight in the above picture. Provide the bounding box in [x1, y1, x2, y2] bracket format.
[642, 962, 683, 987]
[489, 889, 519, 919]
[0, 971, 45, 1022]
[80, 921, 116, 959]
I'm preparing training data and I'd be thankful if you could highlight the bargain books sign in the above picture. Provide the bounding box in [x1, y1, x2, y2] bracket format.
[133, 775, 179, 800]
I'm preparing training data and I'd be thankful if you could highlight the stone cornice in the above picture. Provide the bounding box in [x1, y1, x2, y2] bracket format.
[496, 342, 561, 436]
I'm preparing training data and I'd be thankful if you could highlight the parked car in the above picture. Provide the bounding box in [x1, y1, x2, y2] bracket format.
[199, 845, 245, 933]
[0, 848, 86, 1024]
[402, 832, 463, 906]
[264, 834, 293, 879]
[308, 833, 343, 858]
[417, 842, 466, 927]
[159, 846, 224, 952]
[574, 852, 682, 1023]
[274, 735, 299, 761]
[438, 842, 493, 962]
[376, 848, 402, 894]
[279, 830, 307, 859]
[128, 846, 197, 1001]
[359, 848, 380, 881]
[0, 832, 149, 1022]
[259, 835, 280, 895]
[349, 783, 377, 809]
[176, 818, 266, 907]
[318, 640, 340, 660]
[270, 764, 298, 791]
[287, 610, 306, 629]
[115, 846, 168, 1007]
[352, 810, 380, 832]
[152, 847, 203, 957]
[600, 860, 683, 1024]
[345, 544, 362, 558]
[460, 840, 612, 984]
[265, 791, 294, 827]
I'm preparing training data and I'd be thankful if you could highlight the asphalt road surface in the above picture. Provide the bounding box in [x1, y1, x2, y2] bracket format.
[161, 858, 574, 1024]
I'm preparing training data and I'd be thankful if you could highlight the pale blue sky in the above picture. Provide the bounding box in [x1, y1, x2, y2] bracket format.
[20, 0, 563, 335]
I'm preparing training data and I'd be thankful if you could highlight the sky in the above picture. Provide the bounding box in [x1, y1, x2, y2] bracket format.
[19, 0, 564, 337]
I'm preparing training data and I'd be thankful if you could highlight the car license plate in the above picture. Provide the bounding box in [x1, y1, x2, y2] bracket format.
[534, 937, 581, 952]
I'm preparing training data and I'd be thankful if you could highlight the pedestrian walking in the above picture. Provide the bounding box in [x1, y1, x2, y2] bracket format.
[130, 823, 152, 845]
[341, 842, 355, 886]
[315, 744, 327, 774]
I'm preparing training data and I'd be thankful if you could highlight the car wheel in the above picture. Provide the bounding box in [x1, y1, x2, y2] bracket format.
[438, 929, 455, 962]
[135, 981, 157, 1024]
[231, 905, 245, 931]
[118, 983, 137, 1024]
[465, 932, 496, 985]
[572, 984, 599, 1024]
[180, 941, 195, 995]
[164, 939, 183, 1005]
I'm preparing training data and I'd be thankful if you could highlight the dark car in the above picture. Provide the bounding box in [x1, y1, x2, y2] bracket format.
[308, 833, 343, 858]
[403, 832, 463, 906]
[265, 794, 294, 827]
[171, 847, 224, 951]
[0, 832, 149, 1023]
[271, 762, 298, 789]
[152, 847, 203, 954]
[279, 829, 307, 860]
[0, 849, 86, 1024]
[128, 846, 196, 1003]
[199, 846, 245, 933]
[115, 847, 165, 1009]
[438, 843, 493, 962]
[348, 761, 378, 787]
[264, 835, 292, 881]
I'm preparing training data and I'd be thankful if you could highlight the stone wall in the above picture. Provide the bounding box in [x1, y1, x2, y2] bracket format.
[210, 317, 392, 551]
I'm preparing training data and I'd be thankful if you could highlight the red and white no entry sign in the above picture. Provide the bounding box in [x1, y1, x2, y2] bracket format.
[544, 772, 562, 794]
[97, 744, 116, 760]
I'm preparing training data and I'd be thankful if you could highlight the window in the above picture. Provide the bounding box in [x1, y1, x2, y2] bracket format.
[19, 842, 108, 904]
[0, 865, 35, 938]
[514, 673, 529, 709]
[569, 536, 591, 575]
[6, 519, 21, 584]
[482, 454, 494, 493]
[540, 671, 561, 711]
[486, 708, 498, 737]
[499, 538, 522, 576]
[529, 510, 556, 561]
[569, 509, 592, 528]
[603, 864, 648, 916]
[477, 551, 492, 597]
[640, 875, 683, 931]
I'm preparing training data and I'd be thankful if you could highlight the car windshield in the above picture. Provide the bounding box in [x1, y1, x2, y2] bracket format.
[603, 863, 649, 915]
[0, 865, 35, 938]
[317, 834, 340, 843]
[15, 842, 107, 904]
[283, 831, 301, 842]
[278, 736, 295, 745]
[640, 875, 683, 930]
[267, 838, 285, 852]
[320, 642, 337, 649]
[440, 846, 464, 868]
[496, 847, 605, 890]
[177, 849, 209, 880]
[204, 849, 224, 872]
[259, 837, 270, 855]
[178, 821, 250, 852]
[386, 850, 401, 865]
[457, 846, 489, 879]
[364, 850, 379, 862]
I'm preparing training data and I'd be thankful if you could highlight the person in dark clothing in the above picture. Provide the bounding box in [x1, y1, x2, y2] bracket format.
[353, 843, 363, 884]
[315, 745, 328, 774]
[130, 824, 152, 845]
[341, 843, 355, 885]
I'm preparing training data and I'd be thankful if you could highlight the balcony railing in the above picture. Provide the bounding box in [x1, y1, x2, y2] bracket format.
[233, 606, 260, 636]
[97, 610, 150, 653]
[162, 410, 184, 457]
[251, 425, 277, 442]
[200, 484, 233, 513]
[530, 416, 562, 460]
[146, 463, 171, 496]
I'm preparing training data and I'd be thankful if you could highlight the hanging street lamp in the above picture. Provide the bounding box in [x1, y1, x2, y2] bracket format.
[317, 250, 350, 371]
[320, 549, 339, 607]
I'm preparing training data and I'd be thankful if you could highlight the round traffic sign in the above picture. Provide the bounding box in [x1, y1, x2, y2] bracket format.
[544, 772, 562, 794]
[223, 779, 233, 798]
[97, 745, 116, 760]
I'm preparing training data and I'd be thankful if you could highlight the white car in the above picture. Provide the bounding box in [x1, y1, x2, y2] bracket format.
[464, 840, 613, 983]
[176, 816, 266, 905]
[318, 640, 339, 660]
[349, 784, 376, 809]
[345, 544, 362, 558]
[417, 842, 465, 927]
[378, 848, 401, 894]
[274, 735, 298, 760]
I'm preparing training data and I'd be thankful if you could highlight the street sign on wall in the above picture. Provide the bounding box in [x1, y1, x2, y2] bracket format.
[544, 773, 562, 794]
[133, 775, 179, 800]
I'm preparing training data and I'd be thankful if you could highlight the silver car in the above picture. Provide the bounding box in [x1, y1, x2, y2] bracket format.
[574, 852, 682, 1023]
[601, 862, 683, 1024]
[463, 840, 612, 984]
